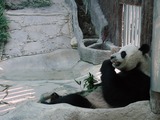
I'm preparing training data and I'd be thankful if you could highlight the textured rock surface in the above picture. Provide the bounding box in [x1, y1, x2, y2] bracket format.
[66, 0, 118, 65]
[0, 0, 159, 119]
[4, 0, 72, 59]
[150, 0, 160, 113]
[1, 100, 160, 120]
[5, 0, 25, 6]
[5, 0, 52, 9]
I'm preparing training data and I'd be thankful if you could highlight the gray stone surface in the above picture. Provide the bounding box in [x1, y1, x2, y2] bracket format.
[1, 100, 160, 120]
[83, 0, 108, 37]
[4, 1, 72, 59]
[151, 0, 160, 93]
[0, 0, 159, 119]
[5, 0, 53, 9]
[0, 49, 100, 80]
[66, 0, 118, 65]
[150, 0, 160, 114]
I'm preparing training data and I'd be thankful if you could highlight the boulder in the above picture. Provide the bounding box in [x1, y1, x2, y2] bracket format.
[1, 101, 160, 120]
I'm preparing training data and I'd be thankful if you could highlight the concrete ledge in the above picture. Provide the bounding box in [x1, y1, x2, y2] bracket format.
[66, 0, 119, 64]
[1, 101, 160, 120]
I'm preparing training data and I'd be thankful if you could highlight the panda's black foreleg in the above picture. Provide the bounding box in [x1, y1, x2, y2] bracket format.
[100, 59, 118, 106]
[100, 59, 117, 83]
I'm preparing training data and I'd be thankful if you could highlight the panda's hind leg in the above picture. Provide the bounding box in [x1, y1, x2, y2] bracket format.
[39, 92, 94, 108]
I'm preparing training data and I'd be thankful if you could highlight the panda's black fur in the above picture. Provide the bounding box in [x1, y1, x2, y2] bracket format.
[40, 44, 150, 108]
[100, 59, 150, 107]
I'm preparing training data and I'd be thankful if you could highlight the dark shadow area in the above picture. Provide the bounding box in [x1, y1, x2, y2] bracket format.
[75, 0, 98, 39]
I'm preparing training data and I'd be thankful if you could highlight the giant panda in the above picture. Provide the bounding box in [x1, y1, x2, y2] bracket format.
[39, 44, 150, 108]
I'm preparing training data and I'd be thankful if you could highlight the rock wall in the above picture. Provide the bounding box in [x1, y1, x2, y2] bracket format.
[4, 3, 72, 59]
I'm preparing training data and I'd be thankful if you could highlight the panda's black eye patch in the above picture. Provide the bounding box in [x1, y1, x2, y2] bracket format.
[121, 51, 127, 58]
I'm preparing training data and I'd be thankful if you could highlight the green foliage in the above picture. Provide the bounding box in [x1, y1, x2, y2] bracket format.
[0, 0, 5, 8]
[75, 79, 81, 86]
[84, 73, 97, 91]
[0, 1, 9, 43]
[75, 73, 98, 92]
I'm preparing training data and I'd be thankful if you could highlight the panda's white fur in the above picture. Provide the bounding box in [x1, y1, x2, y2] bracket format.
[110, 45, 150, 76]
[85, 86, 111, 108]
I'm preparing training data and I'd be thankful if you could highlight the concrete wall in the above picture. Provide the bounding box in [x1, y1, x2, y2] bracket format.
[150, 0, 160, 114]
[151, 0, 160, 93]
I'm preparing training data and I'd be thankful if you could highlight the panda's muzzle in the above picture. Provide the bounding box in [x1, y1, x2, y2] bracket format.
[110, 56, 121, 67]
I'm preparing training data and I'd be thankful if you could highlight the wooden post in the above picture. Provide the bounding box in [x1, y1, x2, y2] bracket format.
[140, 0, 153, 46]
[150, 0, 160, 114]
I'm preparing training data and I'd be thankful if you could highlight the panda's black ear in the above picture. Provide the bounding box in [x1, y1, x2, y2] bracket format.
[139, 44, 150, 55]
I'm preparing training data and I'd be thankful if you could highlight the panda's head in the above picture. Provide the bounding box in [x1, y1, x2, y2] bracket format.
[110, 44, 150, 72]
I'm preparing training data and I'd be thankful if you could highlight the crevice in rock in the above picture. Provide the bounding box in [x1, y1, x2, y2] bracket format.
[75, 0, 98, 39]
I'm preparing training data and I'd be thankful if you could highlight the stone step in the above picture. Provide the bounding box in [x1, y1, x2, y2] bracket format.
[0, 49, 100, 80]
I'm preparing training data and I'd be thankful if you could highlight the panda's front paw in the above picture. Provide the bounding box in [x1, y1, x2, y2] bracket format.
[102, 59, 113, 66]
[100, 59, 114, 73]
